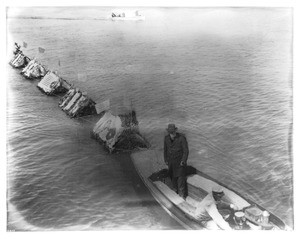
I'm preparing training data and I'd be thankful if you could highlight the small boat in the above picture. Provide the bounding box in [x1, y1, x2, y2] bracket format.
[9, 43, 31, 69]
[59, 88, 97, 118]
[10, 51, 31, 69]
[20, 59, 47, 79]
[37, 71, 72, 95]
[91, 110, 149, 153]
[131, 150, 288, 230]
[110, 10, 145, 21]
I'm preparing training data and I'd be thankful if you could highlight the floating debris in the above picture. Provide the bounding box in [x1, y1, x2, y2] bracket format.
[37, 71, 72, 95]
[59, 88, 97, 117]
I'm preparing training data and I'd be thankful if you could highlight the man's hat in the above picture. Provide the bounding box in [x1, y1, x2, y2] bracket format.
[166, 124, 178, 133]
[212, 186, 225, 196]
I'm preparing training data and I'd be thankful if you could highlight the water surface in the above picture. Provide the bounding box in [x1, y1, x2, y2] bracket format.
[7, 7, 293, 230]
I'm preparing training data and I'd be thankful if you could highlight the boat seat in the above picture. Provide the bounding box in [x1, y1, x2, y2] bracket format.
[153, 181, 185, 205]
[187, 174, 217, 192]
[188, 174, 250, 209]
[153, 181, 197, 218]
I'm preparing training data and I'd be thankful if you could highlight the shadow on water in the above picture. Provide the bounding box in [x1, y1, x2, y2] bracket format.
[103, 71, 189, 121]
[117, 153, 162, 201]
[9, 149, 183, 230]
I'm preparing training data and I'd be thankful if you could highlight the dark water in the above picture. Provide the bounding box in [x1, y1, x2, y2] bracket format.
[6, 7, 293, 230]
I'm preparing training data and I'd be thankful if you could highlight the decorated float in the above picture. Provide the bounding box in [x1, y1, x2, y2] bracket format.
[91, 110, 149, 152]
[20, 58, 47, 79]
[37, 71, 72, 95]
[59, 88, 97, 118]
[9, 43, 31, 68]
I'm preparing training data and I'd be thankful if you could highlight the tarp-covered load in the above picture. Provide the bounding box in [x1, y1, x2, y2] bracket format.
[37, 71, 72, 95]
[92, 110, 149, 152]
[59, 88, 97, 117]
[92, 111, 124, 151]
[21, 59, 47, 79]
[10, 51, 30, 68]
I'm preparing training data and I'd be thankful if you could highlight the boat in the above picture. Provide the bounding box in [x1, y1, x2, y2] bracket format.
[58, 88, 97, 118]
[37, 71, 72, 95]
[131, 149, 288, 230]
[91, 110, 149, 153]
[20, 59, 47, 79]
[9, 43, 31, 68]
[10, 51, 31, 68]
[110, 10, 145, 21]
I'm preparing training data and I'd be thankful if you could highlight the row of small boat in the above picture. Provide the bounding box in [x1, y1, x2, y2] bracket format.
[9, 43, 149, 152]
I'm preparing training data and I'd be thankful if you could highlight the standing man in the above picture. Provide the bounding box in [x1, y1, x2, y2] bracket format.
[164, 124, 189, 199]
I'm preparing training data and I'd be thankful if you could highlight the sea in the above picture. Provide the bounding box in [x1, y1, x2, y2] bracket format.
[6, 7, 293, 230]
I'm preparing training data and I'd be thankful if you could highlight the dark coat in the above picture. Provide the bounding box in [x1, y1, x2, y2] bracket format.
[164, 133, 189, 177]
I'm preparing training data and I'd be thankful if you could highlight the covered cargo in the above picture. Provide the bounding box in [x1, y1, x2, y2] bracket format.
[37, 71, 72, 95]
[92, 110, 149, 152]
[59, 88, 97, 118]
[92, 111, 124, 151]
[21, 59, 47, 79]
[10, 51, 30, 68]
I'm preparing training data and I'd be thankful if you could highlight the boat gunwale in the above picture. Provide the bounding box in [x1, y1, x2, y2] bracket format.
[190, 168, 287, 230]
[133, 161, 204, 230]
[131, 152, 287, 230]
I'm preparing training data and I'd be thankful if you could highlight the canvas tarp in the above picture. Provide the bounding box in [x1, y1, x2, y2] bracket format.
[68, 94, 89, 117]
[10, 52, 26, 67]
[23, 60, 46, 78]
[93, 111, 124, 150]
[63, 92, 82, 112]
[21, 59, 35, 73]
[59, 89, 77, 108]
[31, 64, 46, 78]
[37, 71, 60, 94]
